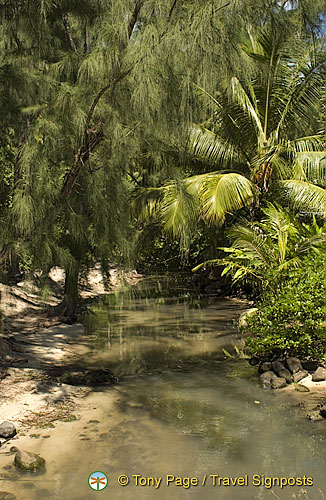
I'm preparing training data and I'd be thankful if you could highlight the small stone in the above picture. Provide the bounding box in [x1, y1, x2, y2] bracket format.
[295, 384, 310, 392]
[271, 377, 287, 389]
[14, 450, 46, 473]
[0, 422, 16, 439]
[312, 367, 326, 382]
[254, 401, 260, 404]
[293, 370, 308, 383]
[249, 357, 260, 366]
[307, 411, 323, 421]
[0, 493, 16, 500]
[22, 483, 35, 489]
[286, 357, 302, 374]
[271, 360, 285, 376]
[278, 368, 292, 384]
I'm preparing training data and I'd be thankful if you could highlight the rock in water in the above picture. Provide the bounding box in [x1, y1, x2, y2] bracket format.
[0, 493, 16, 500]
[286, 357, 302, 374]
[271, 377, 287, 389]
[293, 370, 308, 383]
[319, 404, 326, 418]
[312, 367, 326, 382]
[14, 451, 46, 473]
[272, 360, 286, 376]
[307, 411, 323, 421]
[0, 422, 16, 439]
[60, 368, 116, 386]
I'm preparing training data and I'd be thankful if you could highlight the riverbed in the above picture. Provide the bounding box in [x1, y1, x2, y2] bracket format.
[0, 277, 325, 499]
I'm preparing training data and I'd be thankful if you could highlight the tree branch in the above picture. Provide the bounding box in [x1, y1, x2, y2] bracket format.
[169, 0, 177, 19]
[61, 1, 149, 199]
[62, 13, 77, 53]
[128, 0, 143, 39]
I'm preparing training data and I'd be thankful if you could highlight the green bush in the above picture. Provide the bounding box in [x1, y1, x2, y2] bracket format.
[245, 253, 326, 359]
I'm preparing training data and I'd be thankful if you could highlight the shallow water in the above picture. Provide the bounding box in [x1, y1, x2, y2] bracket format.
[2, 276, 326, 499]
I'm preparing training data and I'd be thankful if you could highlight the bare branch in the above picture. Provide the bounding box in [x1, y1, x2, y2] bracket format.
[128, 0, 143, 39]
[169, 0, 177, 19]
[62, 13, 77, 53]
[214, 1, 232, 13]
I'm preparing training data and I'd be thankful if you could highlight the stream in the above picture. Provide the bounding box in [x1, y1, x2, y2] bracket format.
[3, 276, 326, 499]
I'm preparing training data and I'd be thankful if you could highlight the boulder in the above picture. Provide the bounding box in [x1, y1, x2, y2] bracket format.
[278, 368, 292, 384]
[302, 360, 319, 372]
[307, 411, 323, 421]
[260, 371, 277, 389]
[285, 357, 302, 374]
[238, 308, 258, 330]
[0, 493, 16, 500]
[319, 404, 326, 419]
[293, 370, 308, 383]
[258, 362, 272, 374]
[60, 368, 116, 386]
[271, 377, 287, 389]
[0, 422, 16, 439]
[14, 451, 45, 473]
[271, 360, 286, 376]
[312, 367, 326, 382]
[260, 371, 277, 382]
[238, 307, 258, 330]
[203, 280, 222, 293]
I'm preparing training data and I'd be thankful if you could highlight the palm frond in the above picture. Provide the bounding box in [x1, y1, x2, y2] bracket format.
[188, 126, 243, 167]
[160, 181, 199, 240]
[131, 187, 164, 218]
[198, 172, 255, 224]
[230, 76, 265, 147]
[278, 180, 326, 216]
[227, 225, 274, 267]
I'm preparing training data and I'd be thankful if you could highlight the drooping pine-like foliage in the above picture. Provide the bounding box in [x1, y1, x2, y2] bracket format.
[135, 4, 326, 247]
[0, 0, 325, 316]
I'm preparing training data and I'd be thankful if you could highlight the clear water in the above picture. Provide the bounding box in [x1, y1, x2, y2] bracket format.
[1, 276, 325, 500]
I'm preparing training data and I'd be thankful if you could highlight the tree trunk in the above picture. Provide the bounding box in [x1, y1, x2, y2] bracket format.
[61, 261, 80, 323]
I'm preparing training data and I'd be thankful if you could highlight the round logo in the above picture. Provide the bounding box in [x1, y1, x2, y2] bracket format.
[88, 471, 108, 491]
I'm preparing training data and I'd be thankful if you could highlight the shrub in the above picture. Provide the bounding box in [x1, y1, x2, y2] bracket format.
[245, 253, 326, 359]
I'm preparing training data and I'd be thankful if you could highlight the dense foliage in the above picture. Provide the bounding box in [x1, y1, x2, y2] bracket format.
[0, 0, 325, 321]
[245, 253, 326, 359]
[195, 204, 326, 291]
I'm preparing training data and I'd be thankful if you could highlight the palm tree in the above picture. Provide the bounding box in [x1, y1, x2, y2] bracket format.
[135, 21, 326, 241]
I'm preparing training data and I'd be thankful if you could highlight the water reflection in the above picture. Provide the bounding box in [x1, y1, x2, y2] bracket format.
[83, 277, 248, 376]
[2, 276, 325, 500]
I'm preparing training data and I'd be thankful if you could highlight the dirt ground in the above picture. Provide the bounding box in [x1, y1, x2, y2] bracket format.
[0, 266, 142, 438]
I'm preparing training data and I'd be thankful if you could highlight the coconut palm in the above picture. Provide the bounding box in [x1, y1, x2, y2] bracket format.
[134, 21, 326, 241]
